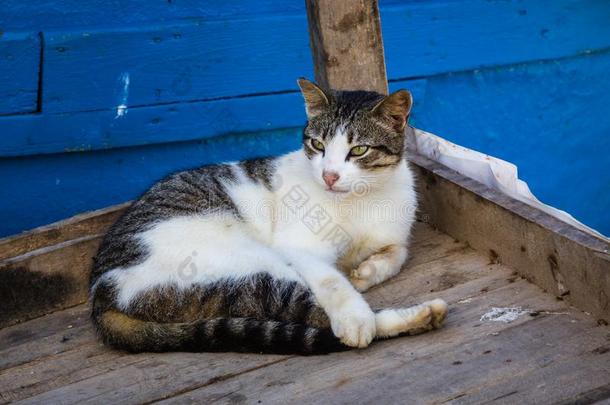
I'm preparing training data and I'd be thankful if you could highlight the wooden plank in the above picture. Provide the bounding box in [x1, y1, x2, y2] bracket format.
[0, 225, 472, 401]
[0, 32, 39, 115]
[3, 1, 610, 68]
[0, 303, 283, 404]
[13, 353, 288, 405]
[451, 349, 610, 404]
[0, 203, 128, 261]
[413, 318, 609, 404]
[0, 229, 511, 403]
[0, 77, 427, 157]
[42, 17, 313, 114]
[0, 201, 120, 324]
[305, 0, 387, 93]
[0, 236, 100, 328]
[3, 225, 606, 403]
[0, 306, 93, 370]
[0, 128, 302, 238]
[381, 0, 610, 81]
[0, 1, 305, 31]
[32, 0, 610, 111]
[152, 280, 581, 403]
[0, 92, 306, 157]
[409, 152, 610, 321]
[0, 342, 135, 403]
[31, 1, 610, 114]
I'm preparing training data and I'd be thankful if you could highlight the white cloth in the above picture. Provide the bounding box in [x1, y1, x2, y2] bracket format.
[407, 127, 609, 242]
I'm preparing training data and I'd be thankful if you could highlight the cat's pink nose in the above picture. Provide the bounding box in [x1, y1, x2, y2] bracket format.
[322, 171, 340, 187]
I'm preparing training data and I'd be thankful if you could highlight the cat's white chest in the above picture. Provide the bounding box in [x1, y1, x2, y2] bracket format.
[271, 152, 416, 266]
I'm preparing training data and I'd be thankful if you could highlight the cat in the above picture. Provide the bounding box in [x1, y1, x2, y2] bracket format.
[89, 78, 448, 354]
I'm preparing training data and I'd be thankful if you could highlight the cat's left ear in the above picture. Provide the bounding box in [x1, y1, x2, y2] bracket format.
[370, 90, 413, 133]
[297, 78, 330, 119]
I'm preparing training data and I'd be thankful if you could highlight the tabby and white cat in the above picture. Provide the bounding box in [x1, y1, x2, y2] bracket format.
[90, 79, 448, 354]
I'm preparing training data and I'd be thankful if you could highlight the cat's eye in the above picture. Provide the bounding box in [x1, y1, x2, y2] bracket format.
[349, 145, 369, 157]
[311, 139, 325, 152]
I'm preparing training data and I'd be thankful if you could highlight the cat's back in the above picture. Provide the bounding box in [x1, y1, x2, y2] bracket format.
[90, 158, 278, 283]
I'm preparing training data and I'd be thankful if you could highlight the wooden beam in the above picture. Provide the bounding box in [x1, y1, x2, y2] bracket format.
[305, 0, 388, 94]
[409, 151, 610, 320]
[0, 236, 101, 328]
[0, 203, 128, 328]
[0, 203, 129, 261]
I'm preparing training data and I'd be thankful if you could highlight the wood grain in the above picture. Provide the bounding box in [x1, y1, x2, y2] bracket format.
[166, 287, 604, 404]
[0, 203, 128, 328]
[42, 17, 313, 114]
[0, 1, 305, 31]
[409, 151, 610, 320]
[3, 224, 606, 404]
[305, 0, 388, 94]
[0, 32, 39, 115]
[0, 92, 309, 157]
[0, 78, 428, 158]
[0, 225, 461, 399]
[0, 236, 100, 329]
[27, 1, 610, 113]
[0, 203, 128, 261]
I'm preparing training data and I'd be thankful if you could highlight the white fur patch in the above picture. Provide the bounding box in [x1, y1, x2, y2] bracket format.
[104, 215, 302, 309]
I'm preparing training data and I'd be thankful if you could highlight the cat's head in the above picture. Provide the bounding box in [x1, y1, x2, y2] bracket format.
[297, 78, 412, 196]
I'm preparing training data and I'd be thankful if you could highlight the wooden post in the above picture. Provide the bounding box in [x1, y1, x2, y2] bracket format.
[305, 0, 388, 94]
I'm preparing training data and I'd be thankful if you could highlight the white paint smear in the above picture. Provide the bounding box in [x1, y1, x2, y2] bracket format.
[115, 72, 130, 119]
[480, 307, 528, 323]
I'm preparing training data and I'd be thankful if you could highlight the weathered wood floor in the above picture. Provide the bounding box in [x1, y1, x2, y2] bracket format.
[1, 223, 609, 404]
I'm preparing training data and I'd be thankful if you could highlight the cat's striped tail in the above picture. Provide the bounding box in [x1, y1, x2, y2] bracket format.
[92, 310, 348, 355]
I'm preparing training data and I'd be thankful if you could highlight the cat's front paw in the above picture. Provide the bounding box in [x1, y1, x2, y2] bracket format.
[330, 301, 376, 348]
[350, 260, 378, 292]
[350, 245, 406, 292]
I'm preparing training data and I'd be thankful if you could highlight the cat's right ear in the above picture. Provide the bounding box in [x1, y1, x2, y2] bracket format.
[297, 78, 330, 119]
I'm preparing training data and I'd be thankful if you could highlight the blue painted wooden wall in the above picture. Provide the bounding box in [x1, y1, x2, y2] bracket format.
[1, 0, 609, 237]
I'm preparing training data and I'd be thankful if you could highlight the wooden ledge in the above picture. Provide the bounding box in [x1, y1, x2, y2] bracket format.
[409, 151, 610, 320]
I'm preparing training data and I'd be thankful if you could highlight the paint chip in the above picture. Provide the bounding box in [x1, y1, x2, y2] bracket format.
[481, 307, 527, 323]
[115, 72, 130, 119]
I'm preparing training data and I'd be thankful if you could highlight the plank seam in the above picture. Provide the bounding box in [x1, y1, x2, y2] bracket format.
[40, 89, 302, 116]
[143, 357, 294, 404]
[36, 32, 44, 113]
[389, 45, 610, 85]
